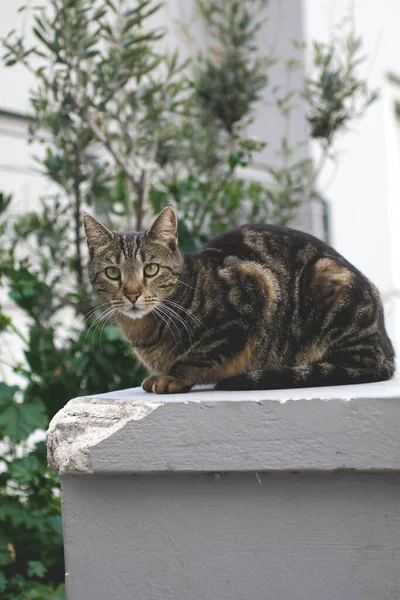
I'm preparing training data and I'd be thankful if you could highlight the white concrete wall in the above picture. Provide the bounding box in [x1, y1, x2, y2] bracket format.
[303, 0, 400, 361]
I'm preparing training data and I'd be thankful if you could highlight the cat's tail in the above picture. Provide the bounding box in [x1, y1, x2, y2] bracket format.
[215, 361, 394, 391]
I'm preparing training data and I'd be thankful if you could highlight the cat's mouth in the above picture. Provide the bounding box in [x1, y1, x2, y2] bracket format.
[120, 303, 154, 320]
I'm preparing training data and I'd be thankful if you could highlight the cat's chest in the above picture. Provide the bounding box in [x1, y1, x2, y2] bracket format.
[115, 313, 184, 373]
[135, 344, 176, 373]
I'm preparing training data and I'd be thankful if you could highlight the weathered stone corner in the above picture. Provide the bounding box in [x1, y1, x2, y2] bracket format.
[47, 393, 162, 474]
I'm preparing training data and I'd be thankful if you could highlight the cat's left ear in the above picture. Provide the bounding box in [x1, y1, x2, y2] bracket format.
[83, 213, 114, 249]
[146, 206, 178, 246]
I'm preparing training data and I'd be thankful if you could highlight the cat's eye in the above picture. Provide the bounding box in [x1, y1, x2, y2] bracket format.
[144, 263, 159, 277]
[105, 266, 121, 280]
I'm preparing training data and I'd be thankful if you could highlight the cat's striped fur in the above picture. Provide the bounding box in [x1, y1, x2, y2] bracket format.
[84, 207, 395, 393]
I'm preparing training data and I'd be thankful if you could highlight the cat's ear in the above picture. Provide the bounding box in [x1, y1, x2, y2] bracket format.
[146, 206, 178, 245]
[83, 213, 114, 248]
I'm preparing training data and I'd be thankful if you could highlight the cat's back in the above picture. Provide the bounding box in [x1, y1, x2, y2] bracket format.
[201, 223, 356, 274]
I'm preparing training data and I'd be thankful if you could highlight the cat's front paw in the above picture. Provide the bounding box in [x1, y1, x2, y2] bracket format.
[150, 375, 193, 394]
[142, 375, 159, 393]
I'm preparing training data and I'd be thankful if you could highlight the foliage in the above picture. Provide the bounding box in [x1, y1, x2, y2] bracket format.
[0, 436, 64, 600]
[0, 1, 378, 597]
[305, 31, 379, 143]
[195, 0, 271, 134]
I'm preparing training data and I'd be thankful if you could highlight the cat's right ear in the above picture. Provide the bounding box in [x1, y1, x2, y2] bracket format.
[146, 206, 178, 245]
[83, 213, 114, 248]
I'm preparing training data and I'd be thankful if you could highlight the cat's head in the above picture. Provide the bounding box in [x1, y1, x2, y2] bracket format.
[83, 206, 183, 319]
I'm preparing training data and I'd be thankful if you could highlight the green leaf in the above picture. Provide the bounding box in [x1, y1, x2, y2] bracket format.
[0, 383, 19, 407]
[104, 0, 117, 11]
[93, 8, 107, 20]
[123, 1, 151, 17]
[78, 49, 100, 58]
[0, 401, 47, 443]
[140, 2, 163, 20]
[28, 560, 47, 578]
[0, 191, 13, 213]
[121, 33, 158, 47]
[228, 151, 241, 169]
[9, 454, 41, 484]
[32, 28, 56, 52]
[20, 581, 66, 600]
[0, 569, 7, 593]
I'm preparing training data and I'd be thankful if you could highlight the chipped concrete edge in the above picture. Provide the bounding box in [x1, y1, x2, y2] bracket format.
[47, 380, 400, 475]
[46, 395, 162, 475]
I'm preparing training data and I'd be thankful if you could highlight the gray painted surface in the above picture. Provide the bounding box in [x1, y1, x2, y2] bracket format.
[62, 473, 400, 600]
[92, 391, 400, 474]
[48, 379, 400, 475]
[48, 380, 400, 600]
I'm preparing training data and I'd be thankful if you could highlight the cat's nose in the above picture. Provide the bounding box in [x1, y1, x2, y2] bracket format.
[125, 292, 141, 304]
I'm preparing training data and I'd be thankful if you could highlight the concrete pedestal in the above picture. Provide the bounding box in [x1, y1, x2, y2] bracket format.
[47, 380, 400, 600]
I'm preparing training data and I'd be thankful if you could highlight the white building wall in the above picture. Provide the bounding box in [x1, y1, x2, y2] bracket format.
[303, 0, 400, 360]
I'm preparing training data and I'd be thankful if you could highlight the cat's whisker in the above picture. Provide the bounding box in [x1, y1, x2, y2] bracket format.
[157, 306, 182, 344]
[83, 308, 107, 328]
[153, 306, 179, 346]
[83, 301, 118, 323]
[163, 299, 205, 329]
[159, 303, 195, 343]
[155, 305, 185, 346]
[87, 307, 114, 340]
[160, 304, 190, 340]
[92, 306, 119, 352]
[99, 307, 118, 354]
[82, 306, 117, 352]
[81, 309, 109, 350]
[168, 306, 196, 343]
[81, 302, 121, 341]
[176, 279, 195, 291]
[83, 302, 111, 322]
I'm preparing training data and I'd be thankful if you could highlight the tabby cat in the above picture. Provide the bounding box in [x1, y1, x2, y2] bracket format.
[84, 206, 395, 393]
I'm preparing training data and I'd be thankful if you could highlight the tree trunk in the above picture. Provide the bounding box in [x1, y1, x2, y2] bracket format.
[126, 176, 136, 231]
[73, 145, 89, 312]
[134, 170, 148, 232]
